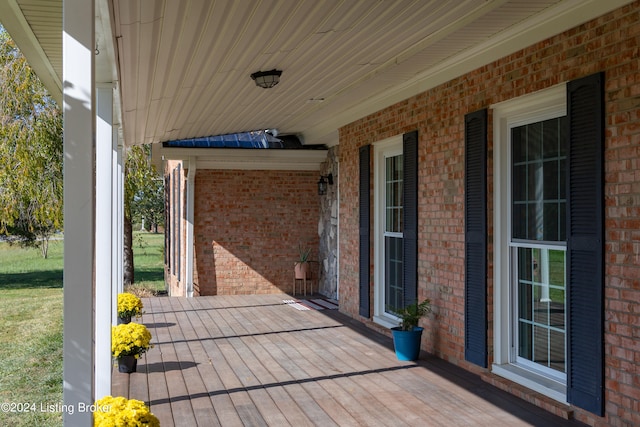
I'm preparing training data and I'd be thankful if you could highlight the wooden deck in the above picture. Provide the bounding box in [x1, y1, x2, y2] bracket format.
[112, 294, 586, 427]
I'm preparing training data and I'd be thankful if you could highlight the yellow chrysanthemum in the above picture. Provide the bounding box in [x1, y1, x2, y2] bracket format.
[111, 322, 153, 359]
[94, 395, 160, 427]
[117, 293, 144, 318]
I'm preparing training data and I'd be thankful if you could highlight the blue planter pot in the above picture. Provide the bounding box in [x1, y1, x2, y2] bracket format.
[391, 326, 423, 361]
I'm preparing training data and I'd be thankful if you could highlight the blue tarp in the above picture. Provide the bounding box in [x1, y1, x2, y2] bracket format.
[165, 130, 284, 149]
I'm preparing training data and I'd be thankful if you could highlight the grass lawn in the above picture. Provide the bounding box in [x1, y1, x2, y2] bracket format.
[128, 232, 165, 294]
[0, 232, 164, 427]
[0, 239, 63, 426]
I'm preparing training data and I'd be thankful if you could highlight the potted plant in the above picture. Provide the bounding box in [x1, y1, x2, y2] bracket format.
[94, 395, 160, 426]
[390, 299, 431, 361]
[294, 245, 312, 279]
[117, 292, 144, 324]
[112, 322, 153, 373]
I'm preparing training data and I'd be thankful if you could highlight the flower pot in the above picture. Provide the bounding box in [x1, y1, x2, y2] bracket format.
[117, 355, 138, 373]
[294, 262, 309, 279]
[391, 326, 423, 361]
[117, 315, 131, 324]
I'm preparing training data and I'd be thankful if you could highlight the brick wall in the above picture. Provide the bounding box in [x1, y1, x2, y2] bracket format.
[193, 169, 319, 295]
[338, 2, 640, 426]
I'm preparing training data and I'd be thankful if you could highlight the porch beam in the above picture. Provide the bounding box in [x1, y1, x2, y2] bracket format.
[158, 146, 328, 171]
[62, 0, 95, 424]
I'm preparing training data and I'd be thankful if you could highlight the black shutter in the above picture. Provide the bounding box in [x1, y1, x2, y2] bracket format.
[464, 109, 488, 368]
[566, 72, 604, 416]
[359, 145, 371, 317]
[403, 131, 419, 306]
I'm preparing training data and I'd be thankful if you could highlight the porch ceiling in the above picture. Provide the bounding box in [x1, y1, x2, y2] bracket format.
[0, 0, 633, 147]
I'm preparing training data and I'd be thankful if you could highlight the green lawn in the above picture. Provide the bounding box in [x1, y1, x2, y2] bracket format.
[129, 232, 165, 294]
[0, 232, 164, 427]
[0, 239, 64, 426]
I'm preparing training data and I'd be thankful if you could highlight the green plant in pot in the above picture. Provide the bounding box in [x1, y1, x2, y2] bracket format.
[112, 322, 153, 373]
[294, 245, 311, 279]
[390, 299, 431, 361]
[116, 292, 144, 324]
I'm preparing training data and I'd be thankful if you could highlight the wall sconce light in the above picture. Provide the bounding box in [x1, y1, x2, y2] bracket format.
[318, 173, 333, 195]
[250, 69, 282, 89]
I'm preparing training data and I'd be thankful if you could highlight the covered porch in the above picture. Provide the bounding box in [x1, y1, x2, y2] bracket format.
[112, 294, 586, 426]
[3, 1, 638, 424]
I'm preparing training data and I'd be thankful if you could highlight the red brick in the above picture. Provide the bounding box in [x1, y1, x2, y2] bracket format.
[338, 3, 640, 426]
[174, 168, 319, 296]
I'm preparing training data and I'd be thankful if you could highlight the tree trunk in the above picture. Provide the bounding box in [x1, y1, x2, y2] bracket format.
[40, 235, 50, 259]
[123, 214, 134, 286]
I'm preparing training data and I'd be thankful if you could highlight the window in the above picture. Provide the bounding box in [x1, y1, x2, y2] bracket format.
[384, 153, 404, 311]
[492, 75, 604, 414]
[493, 85, 568, 402]
[361, 131, 417, 322]
[373, 136, 404, 327]
[511, 117, 567, 381]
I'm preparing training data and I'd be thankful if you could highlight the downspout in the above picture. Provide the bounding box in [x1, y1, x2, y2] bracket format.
[185, 157, 196, 297]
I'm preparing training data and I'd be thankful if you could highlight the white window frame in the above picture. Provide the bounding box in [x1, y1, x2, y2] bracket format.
[373, 135, 403, 328]
[492, 84, 569, 403]
[510, 242, 567, 383]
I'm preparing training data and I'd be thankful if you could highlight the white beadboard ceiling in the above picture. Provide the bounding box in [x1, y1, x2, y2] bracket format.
[0, 0, 632, 147]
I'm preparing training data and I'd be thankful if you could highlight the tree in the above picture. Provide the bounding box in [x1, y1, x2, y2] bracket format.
[0, 26, 63, 258]
[131, 175, 164, 233]
[123, 144, 163, 285]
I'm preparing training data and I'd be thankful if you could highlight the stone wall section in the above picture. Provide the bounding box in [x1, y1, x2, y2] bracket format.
[318, 146, 339, 299]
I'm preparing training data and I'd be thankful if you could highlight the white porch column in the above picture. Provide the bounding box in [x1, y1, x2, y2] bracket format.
[62, 0, 95, 424]
[95, 84, 113, 398]
[112, 137, 124, 323]
[185, 157, 197, 297]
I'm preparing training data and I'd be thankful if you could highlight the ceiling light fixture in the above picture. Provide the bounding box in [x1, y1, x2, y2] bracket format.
[250, 69, 282, 89]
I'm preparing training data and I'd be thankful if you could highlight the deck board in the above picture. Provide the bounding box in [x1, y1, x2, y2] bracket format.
[112, 294, 587, 427]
